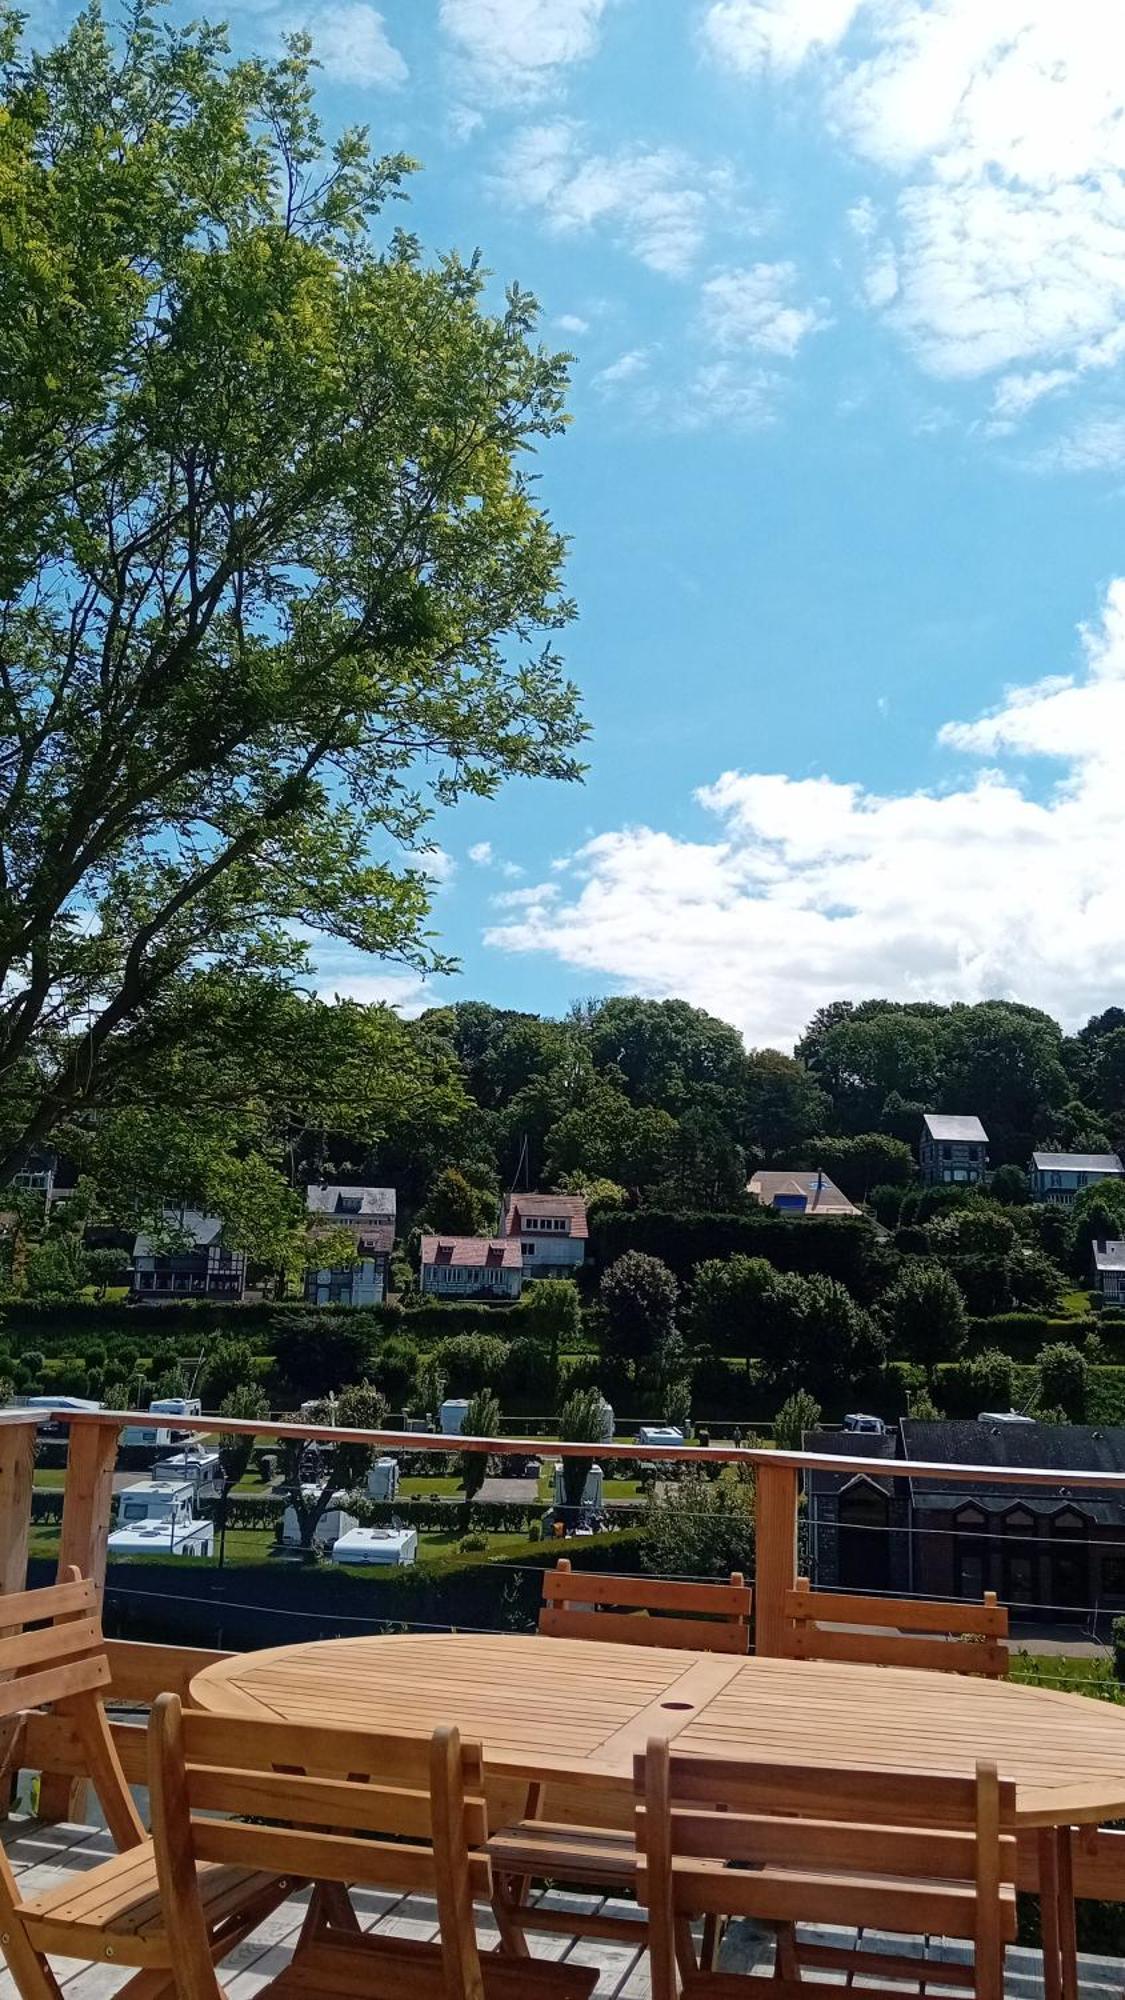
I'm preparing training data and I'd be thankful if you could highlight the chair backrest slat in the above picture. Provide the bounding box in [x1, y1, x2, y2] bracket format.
[785, 1578, 1009, 1678]
[0, 1577, 97, 1630]
[539, 1561, 751, 1652]
[636, 1740, 1014, 2000]
[0, 1571, 145, 1852]
[149, 1696, 492, 2000]
[0, 1649, 111, 1721]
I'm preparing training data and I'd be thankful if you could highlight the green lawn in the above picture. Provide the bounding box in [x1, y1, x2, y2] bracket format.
[1059, 1290, 1094, 1318]
[1011, 1650, 1123, 1702]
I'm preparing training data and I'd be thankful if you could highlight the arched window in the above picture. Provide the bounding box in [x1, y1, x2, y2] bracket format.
[953, 1505, 989, 1600]
[1001, 1506, 1037, 1606]
[1050, 1507, 1090, 1613]
[837, 1479, 891, 1592]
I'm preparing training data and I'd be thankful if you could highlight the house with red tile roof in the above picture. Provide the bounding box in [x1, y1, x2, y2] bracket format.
[500, 1192, 588, 1277]
[419, 1233, 523, 1299]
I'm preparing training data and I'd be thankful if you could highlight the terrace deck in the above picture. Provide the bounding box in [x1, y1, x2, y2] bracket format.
[5, 1815, 1125, 2000]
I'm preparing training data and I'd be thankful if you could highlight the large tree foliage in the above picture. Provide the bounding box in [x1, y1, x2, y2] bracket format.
[0, 7, 582, 1179]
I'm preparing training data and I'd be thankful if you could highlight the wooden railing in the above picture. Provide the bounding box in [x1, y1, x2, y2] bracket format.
[4, 1406, 1125, 1823]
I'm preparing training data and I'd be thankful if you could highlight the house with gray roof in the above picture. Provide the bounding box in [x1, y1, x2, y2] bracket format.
[919, 1113, 988, 1187]
[132, 1208, 246, 1302]
[747, 1169, 859, 1218]
[1094, 1239, 1125, 1302]
[304, 1184, 396, 1307]
[1030, 1151, 1124, 1206]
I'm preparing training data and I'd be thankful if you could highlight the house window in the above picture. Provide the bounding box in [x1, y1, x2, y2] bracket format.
[953, 1505, 989, 1599]
[1001, 1507, 1037, 1605]
[942, 1145, 952, 1160]
[523, 1241, 535, 1254]
[1101, 1556, 1125, 1599]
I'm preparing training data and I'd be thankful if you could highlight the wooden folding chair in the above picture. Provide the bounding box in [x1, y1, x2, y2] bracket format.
[489, 1563, 751, 1957]
[538, 1560, 752, 1653]
[0, 1573, 294, 2000]
[785, 1576, 1009, 1677]
[148, 1694, 598, 2000]
[635, 1739, 1018, 2000]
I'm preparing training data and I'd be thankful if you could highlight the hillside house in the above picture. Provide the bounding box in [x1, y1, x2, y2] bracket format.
[747, 1168, 859, 1217]
[1094, 1240, 1125, 1302]
[919, 1113, 988, 1186]
[500, 1192, 588, 1276]
[419, 1234, 523, 1300]
[131, 1210, 246, 1301]
[1030, 1151, 1124, 1206]
[304, 1184, 396, 1307]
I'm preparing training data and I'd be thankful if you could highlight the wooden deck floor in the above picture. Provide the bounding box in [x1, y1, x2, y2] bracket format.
[5, 1816, 1125, 1999]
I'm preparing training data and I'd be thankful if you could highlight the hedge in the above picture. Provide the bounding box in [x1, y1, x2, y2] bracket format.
[966, 1314, 1095, 1358]
[24, 1527, 648, 1650]
[591, 1209, 894, 1300]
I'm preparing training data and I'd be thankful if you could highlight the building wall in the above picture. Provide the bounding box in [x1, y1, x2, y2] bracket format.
[518, 1233, 584, 1273]
[304, 1256, 387, 1307]
[911, 1504, 1125, 1620]
[420, 1263, 522, 1299]
[1099, 1268, 1125, 1301]
[920, 1137, 986, 1186]
[1031, 1166, 1122, 1205]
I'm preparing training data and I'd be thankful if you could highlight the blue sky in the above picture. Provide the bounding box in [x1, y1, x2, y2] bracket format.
[154, 1, 1125, 1045]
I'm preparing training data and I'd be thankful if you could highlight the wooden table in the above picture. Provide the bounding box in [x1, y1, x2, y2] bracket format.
[192, 1635, 1125, 2000]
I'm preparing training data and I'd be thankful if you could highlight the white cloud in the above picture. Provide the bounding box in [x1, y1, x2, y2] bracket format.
[700, 262, 831, 355]
[1032, 413, 1125, 473]
[491, 881, 560, 910]
[990, 368, 1076, 427]
[594, 348, 650, 393]
[486, 579, 1125, 1048]
[420, 846, 456, 886]
[556, 312, 591, 333]
[314, 967, 435, 1015]
[468, 840, 494, 865]
[495, 120, 738, 277]
[290, 2, 407, 84]
[727, 2, 1125, 396]
[441, 0, 615, 101]
[700, 0, 862, 75]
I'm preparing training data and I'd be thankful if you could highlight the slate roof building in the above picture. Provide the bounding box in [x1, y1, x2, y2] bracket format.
[805, 1417, 1125, 1624]
[1030, 1151, 1124, 1206]
[1094, 1240, 1125, 1302]
[304, 1184, 396, 1307]
[919, 1113, 988, 1186]
[132, 1209, 246, 1302]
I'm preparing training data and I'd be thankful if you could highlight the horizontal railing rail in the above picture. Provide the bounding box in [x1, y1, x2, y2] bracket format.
[1, 1405, 1116, 1822]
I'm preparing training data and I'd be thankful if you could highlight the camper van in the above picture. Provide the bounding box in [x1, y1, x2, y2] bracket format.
[120, 1397, 203, 1462]
[108, 1481, 214, 1557]
[330, 1525, 418, 1567]
[280, 1491, 358, 1553]
[152, 1444, 221, 1498]
[24, 1395, 101, 1435]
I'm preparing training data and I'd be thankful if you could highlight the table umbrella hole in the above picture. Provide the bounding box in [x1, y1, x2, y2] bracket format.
[661, 1701, 693, 1711]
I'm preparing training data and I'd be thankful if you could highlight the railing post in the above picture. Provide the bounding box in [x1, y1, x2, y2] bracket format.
[754, 1456, 799, 1657]
[0, 1418, 37, 1814]
[38, 1417, 120, 1824]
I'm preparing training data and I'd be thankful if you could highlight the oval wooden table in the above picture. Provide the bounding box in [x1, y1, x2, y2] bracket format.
[191, 1635, 1125, 2000]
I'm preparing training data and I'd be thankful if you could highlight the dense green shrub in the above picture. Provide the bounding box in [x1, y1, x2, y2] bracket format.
[589, 1209, 893, 1301]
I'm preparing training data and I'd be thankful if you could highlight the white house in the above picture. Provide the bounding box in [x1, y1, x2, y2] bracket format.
[500, 1192, 588, 1276]
[304, 1184, 396, 1306]
[919, 1115, 988, 1187]
[1031, 1152, 1124, 1206]
[1094, 1240, 1125, 1302]
[419, 1234, 523, 1299]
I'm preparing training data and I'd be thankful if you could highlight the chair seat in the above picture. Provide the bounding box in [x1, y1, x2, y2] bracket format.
[489, 1819, 636, 1885]
[267, 1933, 600, 2000]
[21, 1841, 290, 1967]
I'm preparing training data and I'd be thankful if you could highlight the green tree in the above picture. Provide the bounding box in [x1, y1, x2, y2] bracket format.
[0, 9, 582, 1183]
[641, 1467, 754, 1580]
[582, 997, 748, 1115]
[518, 1277, 579, 1392]
[688, 1255, 778, 1356]
[279, 1380, 389, 1550]
[544, 1084, 677, 1193]
[990, 1164, 1030, 1205]
[422, 1166, 499, 1238]
[201, 1338, 259, 1407]
[803, 1133, 914, 1201]
[767, 1275, 886, 1396]
[217, 1383, 271, 1490]
[1036, 1342, 1088, 1421]
[23, 1235, 88, 1299]
[414, 1354, 447, 1422]
[557, 1385, 609, 1510]
[739, 1050, 827, 1163]
[600, 1251, 679, 1364]
[880, 1260, 968, 1369]
[773, 1390, 822, 1451]
[435, 1334, 509, 1395]
[84, 1247, 124, 1300]
[459, 1388, 501, 1511]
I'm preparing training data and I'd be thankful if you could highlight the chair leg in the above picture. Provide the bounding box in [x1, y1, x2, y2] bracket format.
[489, 1778, 545, 1958]
[674, 1913, 698, 1983]
[700, 1913, 724, 1970]
[774, 1921, 800, 1981]
[0, 1922, 66, 2000]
